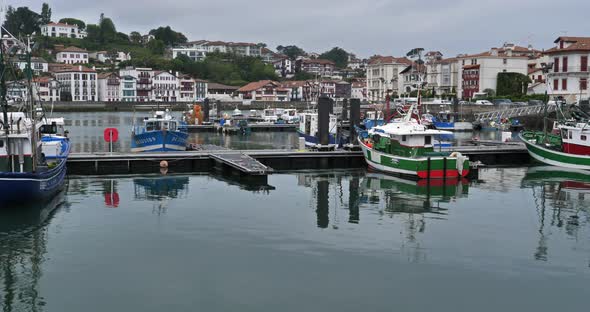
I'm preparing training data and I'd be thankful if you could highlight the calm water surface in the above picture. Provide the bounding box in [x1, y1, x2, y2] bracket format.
[1, 167, 589, 311]
[60, 112, 508, 153]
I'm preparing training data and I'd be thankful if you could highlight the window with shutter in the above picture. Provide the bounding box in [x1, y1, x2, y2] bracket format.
[554, 79, 559, 90]
[562, 78, 568, 90]
[563, 57, 568, 72]
[554, 58, 560, 72]
[582, 56, 588, 72]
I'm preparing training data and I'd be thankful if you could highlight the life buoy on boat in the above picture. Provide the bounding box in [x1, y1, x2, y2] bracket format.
[450, 152, 459, 158]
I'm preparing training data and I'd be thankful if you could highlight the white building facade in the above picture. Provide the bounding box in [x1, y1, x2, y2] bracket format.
[53, 66, 97, 101]
[97, 72, 121, 102]
[153, 71, 179, 102]
[56, 47, 89, 64]
[544, 36, 590, 103]
[41, 23, 86, 39]
[33, 77, 60, 102]
[366, 56, 412, 101]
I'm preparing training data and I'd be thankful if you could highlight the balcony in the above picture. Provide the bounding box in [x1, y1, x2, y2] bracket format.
[107, 79, 120, 85]
[137, 85, 152, 91]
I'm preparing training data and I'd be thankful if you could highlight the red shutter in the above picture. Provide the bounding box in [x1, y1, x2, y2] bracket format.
[581, 78, 588, 90]
[554, 79, 559, 90]
[560, 41, 564, 49]
[562, 78, 567, 90]
[563, 57, 568, 72]
[554, 58, 560, 72]
[582, 56, 588, 72]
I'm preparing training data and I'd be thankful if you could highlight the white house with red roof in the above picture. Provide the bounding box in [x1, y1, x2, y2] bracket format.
[457, 45, 529, 99]
[53, 65, 97, 101]
[56, 46, 89, 64]
[97, 72, 121, 102]
[544, 36, 590, 103]
[237, 80, 290, 101]
[33, 77, 60, 102]
[41, 22, 86, 39]
[153, 71, 179, 102]
[366, 56, 413, 101]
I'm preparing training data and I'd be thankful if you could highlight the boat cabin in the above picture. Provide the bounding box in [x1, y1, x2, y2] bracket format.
[298, 113, 337, 136]
[560, 123, 590, 155]
[142, 111, 179, 132]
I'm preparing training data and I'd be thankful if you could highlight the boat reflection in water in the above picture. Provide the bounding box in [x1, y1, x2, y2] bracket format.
[0, 190, 69, 312]
[298, 170, 469, 227]
[521, 166, 590, 262]
[133, 175, 190, 201]
[361, 173, 469, 214]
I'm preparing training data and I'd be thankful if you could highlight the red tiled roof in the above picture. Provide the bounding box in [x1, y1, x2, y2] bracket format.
[237, 80, 279, 92]
[302, 58, 335, 65]
[368, 56, 413, 65]
[32, 76, 53, 83]
[56, 46, 87, 53]
[546, 36, 590, 54]
[98, 72, 119, 79]
[207, 82, 239, 90]
[53, 65, 96, 73]
[281, 81, 308, 88]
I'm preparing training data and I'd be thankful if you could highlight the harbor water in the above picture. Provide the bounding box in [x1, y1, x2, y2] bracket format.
[61, 112, 507, 153]
[1, 167, 589, 311]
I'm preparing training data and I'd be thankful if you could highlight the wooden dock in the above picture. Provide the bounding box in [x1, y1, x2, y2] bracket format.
[184, 123, 296, 133]
[66, 143, 530, 176]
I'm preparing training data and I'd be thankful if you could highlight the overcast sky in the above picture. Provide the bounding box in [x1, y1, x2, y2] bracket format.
[12, 0, 590, 58]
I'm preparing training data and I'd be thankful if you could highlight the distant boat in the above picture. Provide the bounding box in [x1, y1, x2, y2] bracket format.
[297, 111, 343, 147]
[131, 110, 188, 152]
[232, 107, 243, 118]
[280, 109, 299, 124]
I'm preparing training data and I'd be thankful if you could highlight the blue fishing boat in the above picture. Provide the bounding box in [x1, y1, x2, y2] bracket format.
[131, 110, 188, 152]
[0, 113, 69, 205]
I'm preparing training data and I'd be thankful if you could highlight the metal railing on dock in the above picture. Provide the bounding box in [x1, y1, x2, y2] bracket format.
[473, 104, 556, 120]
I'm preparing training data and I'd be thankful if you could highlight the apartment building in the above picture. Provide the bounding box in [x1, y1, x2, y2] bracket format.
[53, 65, 97, 101]
[545, 36, 590, 103]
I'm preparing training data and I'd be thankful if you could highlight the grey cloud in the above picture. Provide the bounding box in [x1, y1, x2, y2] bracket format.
[14, 0, 590, 58]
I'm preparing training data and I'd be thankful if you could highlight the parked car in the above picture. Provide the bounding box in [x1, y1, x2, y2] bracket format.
[528, 100, 544, 106]
[475, 100, 493, 105]
[493, 99, 513, 105]
[513, 102, 528, 106]
[458, 100, 471, 105]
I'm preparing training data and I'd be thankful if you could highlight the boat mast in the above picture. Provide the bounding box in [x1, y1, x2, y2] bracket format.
[25, 36, 37, 172]
[0, 13, 13, 172]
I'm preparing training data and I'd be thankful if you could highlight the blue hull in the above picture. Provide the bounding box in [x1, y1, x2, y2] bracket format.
[297, 130, 344, 147]
[363, 119, 385, 130]
[0, 158, 67, 206]
[131, 130, 188, 152]
[433, 121, 454, 130]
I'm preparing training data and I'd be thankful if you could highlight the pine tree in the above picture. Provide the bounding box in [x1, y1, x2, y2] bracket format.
[41, 3, 51, 24]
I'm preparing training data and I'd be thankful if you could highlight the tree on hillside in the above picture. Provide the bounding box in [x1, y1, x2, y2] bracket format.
[3, 6, 41, 37]
[85, 24, 101, 41]
[40, 3, 51, 25]
[130, 31, 142, 44]
[276, 45, 306, 60]
[58, 18, 85, 30]
[147, 39, 165, 55]
[319, 47, 349, 68]
[99, 16, 117, 43]
[149, 26, 187, 46]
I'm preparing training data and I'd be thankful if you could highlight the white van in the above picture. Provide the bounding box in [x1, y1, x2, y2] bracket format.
[475, 100, 493, 106]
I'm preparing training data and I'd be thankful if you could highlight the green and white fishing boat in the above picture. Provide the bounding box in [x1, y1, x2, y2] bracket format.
[519, 60, 590, 170]
[358, 103, 470, 179]
[520, 119, 590, 170]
